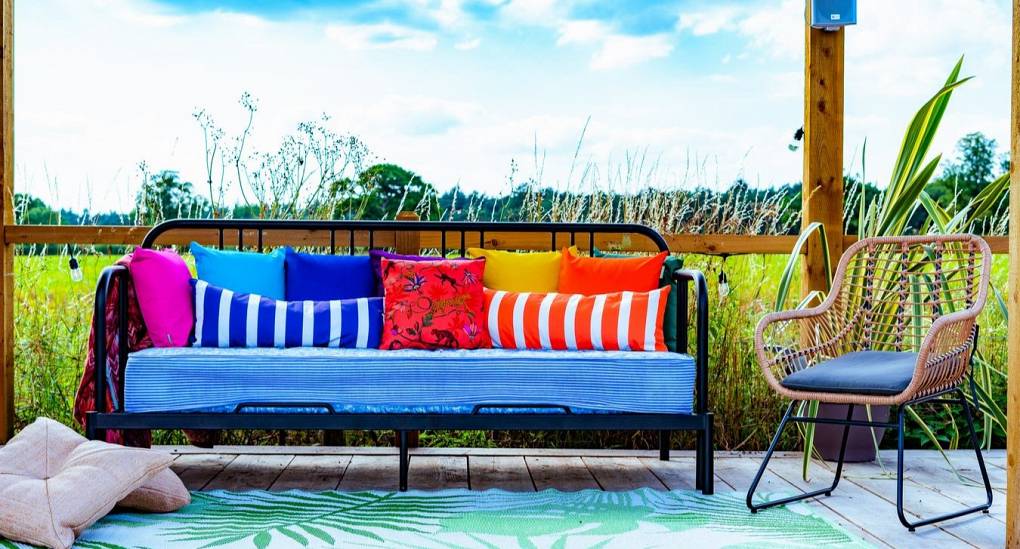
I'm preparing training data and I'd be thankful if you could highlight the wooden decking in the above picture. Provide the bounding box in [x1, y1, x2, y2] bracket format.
[164, 446, 1007, 547]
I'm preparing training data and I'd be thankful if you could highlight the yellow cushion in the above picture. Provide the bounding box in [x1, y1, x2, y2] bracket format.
[467, 248, 572, 292]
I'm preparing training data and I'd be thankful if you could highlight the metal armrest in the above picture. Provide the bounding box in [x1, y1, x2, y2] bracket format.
[673, 269, 709, 414]
[93, 265, 130, 414]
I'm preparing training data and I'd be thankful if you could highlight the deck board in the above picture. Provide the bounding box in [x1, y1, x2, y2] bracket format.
[204, 454, 293, 491]
[526, 456, 600, 491]
[408, 456, 469, 490]
[469, 455, 534, 492]
[338, 455, 400, 492]
[639, 457, 697, 491]
[162, 447, 1003, 546]
[270, 455, 350, 492]
[583, 456, 666, 491]
[171, 453, 237, 491]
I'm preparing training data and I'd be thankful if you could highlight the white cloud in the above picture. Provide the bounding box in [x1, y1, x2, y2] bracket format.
[590, 34, 674, 70]
[325, 22, 438, 51]
[735, 0, 802, 60]
[454, 37, 481, 50]
[365, 95, 481, 136]
[499, 0, 563, 26]
[96, 0, 188, 28]
[676, 5, 741, 36]
[557, 20, 609, 46]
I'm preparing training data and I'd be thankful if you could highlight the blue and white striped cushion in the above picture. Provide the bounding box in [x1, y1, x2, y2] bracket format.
[191, 279, 382, 348]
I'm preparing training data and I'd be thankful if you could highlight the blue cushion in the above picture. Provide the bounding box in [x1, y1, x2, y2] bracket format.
[190, 242, 285, 300]
[780, 351, 918, 396]
[191, 279, 382, 348]
[284, 248, 374, 300]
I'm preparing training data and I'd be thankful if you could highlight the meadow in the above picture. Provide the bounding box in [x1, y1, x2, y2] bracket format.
[13, 249, 1009, 452]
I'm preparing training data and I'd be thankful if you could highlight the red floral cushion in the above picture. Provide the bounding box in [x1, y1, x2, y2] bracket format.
[379, 258, 490, 350]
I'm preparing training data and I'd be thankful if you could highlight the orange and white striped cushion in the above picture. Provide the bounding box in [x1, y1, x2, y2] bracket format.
[484, 287, 671, 352]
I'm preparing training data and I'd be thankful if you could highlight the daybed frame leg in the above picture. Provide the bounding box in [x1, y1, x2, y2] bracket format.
[896, 385, 993, 531]
[659, 431, 670, 461]
[85, 412, 97, 441]
[398, 430, 409, 492]
[323, 430, 345, 446]
[747, 402, 851, 512]
[699, 413, 714, 495]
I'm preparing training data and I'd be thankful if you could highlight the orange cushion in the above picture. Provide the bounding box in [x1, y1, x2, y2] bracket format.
[557, 248, 668, 295]
[484, 286, 670, 351]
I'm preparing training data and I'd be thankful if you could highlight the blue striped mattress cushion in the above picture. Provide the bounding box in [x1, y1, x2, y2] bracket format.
[123, 347, 696, 415]
[191, 279, 382, 348]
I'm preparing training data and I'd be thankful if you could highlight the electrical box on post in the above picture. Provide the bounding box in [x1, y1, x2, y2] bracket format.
[811, 0, 856, 31]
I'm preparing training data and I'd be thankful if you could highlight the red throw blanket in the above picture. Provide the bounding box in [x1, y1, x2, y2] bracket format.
[73, 253, 218, 448]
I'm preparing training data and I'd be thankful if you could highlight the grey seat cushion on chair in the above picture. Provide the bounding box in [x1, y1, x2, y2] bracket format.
[779, 350, 919, 396]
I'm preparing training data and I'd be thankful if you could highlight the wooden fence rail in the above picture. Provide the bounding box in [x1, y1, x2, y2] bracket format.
[2, 225, 1010, 255]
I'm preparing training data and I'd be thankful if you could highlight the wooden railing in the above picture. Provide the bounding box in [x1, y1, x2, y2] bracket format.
[2, 225, 1010, 255]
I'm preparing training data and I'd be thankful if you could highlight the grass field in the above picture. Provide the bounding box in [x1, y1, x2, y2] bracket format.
[11, 250, 1009, 451]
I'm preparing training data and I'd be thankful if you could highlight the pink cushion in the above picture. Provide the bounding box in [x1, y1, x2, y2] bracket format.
[129, 248, 194, 347]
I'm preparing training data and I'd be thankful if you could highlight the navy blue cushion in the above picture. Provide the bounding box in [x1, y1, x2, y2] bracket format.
[285, 248, 375, 301]
[780, 351, 918, 396]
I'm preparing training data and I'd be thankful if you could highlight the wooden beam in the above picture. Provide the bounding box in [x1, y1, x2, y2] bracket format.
[1006, 0, 1020, 543]
[1, 225, 1012, 255]
[0, 0, 13, 442]
[802, 2, 845, 296]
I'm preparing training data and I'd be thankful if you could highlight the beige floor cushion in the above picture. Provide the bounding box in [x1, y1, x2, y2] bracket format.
[6, 417, 191, 512]
[0, 418, 182, 549]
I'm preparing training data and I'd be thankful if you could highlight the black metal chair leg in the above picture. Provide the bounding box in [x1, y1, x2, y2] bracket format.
[398, 430, 409, 492]
[896, 388, 994, 531]
[659, 430, 670, 461]
[748, 401, 852, 512]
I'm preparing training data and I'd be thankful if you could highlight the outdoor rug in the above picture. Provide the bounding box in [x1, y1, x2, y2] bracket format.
[2, 489, 870, 548]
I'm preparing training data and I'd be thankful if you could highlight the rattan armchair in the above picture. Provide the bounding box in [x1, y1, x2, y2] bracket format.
[746, 234, 994, 531]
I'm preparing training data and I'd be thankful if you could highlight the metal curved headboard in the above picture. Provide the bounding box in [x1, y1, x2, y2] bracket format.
[141, 219, 671, 255]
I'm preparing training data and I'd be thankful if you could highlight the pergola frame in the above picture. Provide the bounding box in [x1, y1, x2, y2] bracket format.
[0, 0, 1017, 541]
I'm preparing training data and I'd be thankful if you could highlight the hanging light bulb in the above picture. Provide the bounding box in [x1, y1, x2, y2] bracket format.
[717, 268, 730, 299]
[788, 127, 805, 152]
[68, 257, 83, 283]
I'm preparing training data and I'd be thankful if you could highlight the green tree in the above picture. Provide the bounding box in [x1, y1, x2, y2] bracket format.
[15, 193, 60, 224]
[357, 163, 439, 220]
[927, 132, 1003, 208]
[135, 170, 210, 224]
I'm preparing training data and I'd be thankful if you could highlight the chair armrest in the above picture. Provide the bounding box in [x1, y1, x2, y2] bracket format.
[906, 310, 979, 398]
[93, 265, 130, 413]
[672, 269, 709, 414]
[754, 303, 848, 392]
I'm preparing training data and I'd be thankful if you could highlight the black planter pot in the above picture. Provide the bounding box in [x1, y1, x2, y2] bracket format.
[814, 403, 890, 462]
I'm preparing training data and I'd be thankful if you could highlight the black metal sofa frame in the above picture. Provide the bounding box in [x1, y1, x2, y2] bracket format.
[85, 219, 713, 494]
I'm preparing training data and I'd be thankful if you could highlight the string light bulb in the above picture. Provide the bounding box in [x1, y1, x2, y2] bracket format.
[717, 269, 730, 299]
[788, 127, 805, 152]
[69, 257, 83, 283]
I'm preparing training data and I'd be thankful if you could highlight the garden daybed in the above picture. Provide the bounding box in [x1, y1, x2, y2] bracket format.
[85, 219, 713, 493]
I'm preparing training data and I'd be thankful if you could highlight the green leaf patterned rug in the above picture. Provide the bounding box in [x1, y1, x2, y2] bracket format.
[3, 489, 871, 548]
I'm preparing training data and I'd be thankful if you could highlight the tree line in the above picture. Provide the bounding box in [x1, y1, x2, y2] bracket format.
[16, 132, 1008, 238]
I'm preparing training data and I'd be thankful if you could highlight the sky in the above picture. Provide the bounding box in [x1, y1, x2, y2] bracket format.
[14, 0, 1014, 212]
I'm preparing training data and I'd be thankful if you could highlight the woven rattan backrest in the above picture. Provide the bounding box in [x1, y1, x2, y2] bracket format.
[828, 234, 991, 354]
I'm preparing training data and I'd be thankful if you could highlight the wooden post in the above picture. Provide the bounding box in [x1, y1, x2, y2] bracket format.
[1006, 0, 1020, 543]
[394, 210, 421, 254]
[802, 1, 845, 296]
[394, 211, 421, 449]
[0, 0, 13, 443]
